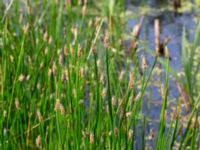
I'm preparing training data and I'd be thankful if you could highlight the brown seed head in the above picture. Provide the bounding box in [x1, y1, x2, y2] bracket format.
[15, 98, 20, 110]
[60, 104, 65, 115]
[128, 72, 134, 90]
[48, 68, 52, 77]
[3, 110, 7, 118]
[59, 54, 63, 66]
[23, 24, 29, 34]
[92, 44, 97, 55]
[101, 88, 107, 99]
[52, 62, 57, 76]
[54, 99, 61, 112]
[43, 31, 48, 42]
[37, 110, 43, 123]
[119, 70, 125, 81]
[18, 74, 25, 82]
[112, 96, 116, 107]
[78, 44, 82, 58]
[37, 82, 41, 90]
[64, 44, 68, 56]
[89, 133, 94, 144]
[114, 127, 119, 137]
[126, 112, 132, 118]
[128, 129, 134, 140]
[36, 135, 41, 149]
[104, 33, 110, 48]
[135, 92, 141, 102]
[10, 55, 14, 63]
[154, 19, 160, 58]
[82, 5, 86, 16]
[160, 84, 165, 99]
[79, 67, 84, 78]
[44, 47, 48, 55]
[71, 27, 78, 41]
[48, 36, 53, 44]
[142, 56, 148, 70]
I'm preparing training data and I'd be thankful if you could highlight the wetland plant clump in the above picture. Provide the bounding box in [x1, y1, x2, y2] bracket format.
[0, 0, 200, 149]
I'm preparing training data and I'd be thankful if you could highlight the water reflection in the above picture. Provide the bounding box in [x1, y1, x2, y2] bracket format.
[129, 0, 169, 7]
[127, 2, 196, 149]
[127, 3, 196, 71]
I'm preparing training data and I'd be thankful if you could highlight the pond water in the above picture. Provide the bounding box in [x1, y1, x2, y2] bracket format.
[127, 0, 197, 149]
[127, 0, 196, 71]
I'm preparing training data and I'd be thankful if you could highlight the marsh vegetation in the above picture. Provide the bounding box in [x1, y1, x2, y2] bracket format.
[0, 0, 200, 149]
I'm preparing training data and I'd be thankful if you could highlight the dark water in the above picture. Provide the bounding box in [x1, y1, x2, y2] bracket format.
[127, 0, 197, 149]
[127, 1, 196, 71]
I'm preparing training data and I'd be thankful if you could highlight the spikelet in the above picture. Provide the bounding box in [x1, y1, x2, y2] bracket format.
[44, 47, 48, 55]
[37, 110, 43, 123]
[36, 135, 41, 149]
[128, 72, 134, 90]
[54, 99, 61, 112]
[114, 127, 119, 137]
[78, 44, 82, 58]
[43, 31, 48, 42]
[112, 96, 116, 107]
[82, 0, 87, 16]
[23, 24, 29, 34]
[60, 104, 65, 115]
[177, 83, 190, 113]
[89, 133, 94, 144]
[25, 0, 31, 15]
[3, 110, 7, 118]
[119, 70, 125, 81]
[160, 83, 165, 99]
[10, 55, 14, 63]
[104, 32, 110, 49]
[15, 98, 20, 110]
[141, 55, 148, 70]
[101, 88, 107, 99]
[154, 19, 160, 58]
[129, 16, 143, 52]
[64, 44, 68, 56]
[18, 74, 25, 82]
[128, 129, 134, 140]
[131, 16, 143, 40]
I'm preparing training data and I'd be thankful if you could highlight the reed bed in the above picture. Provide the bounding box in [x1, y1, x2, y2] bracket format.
[0, 0, 200, 149]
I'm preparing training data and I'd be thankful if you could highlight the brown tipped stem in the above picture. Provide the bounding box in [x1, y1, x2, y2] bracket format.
[177, 83, 191, 113]
[132, 16, 144, 40]
[154, 19, 160, 58]
[129, 16, 144, 53]
[163, 36, 171, 45]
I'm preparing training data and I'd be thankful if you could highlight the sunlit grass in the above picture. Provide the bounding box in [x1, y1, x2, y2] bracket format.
[0, 0, 199, 149]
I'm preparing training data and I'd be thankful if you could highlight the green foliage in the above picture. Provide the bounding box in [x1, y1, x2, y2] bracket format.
[0, 0, 199, 149]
